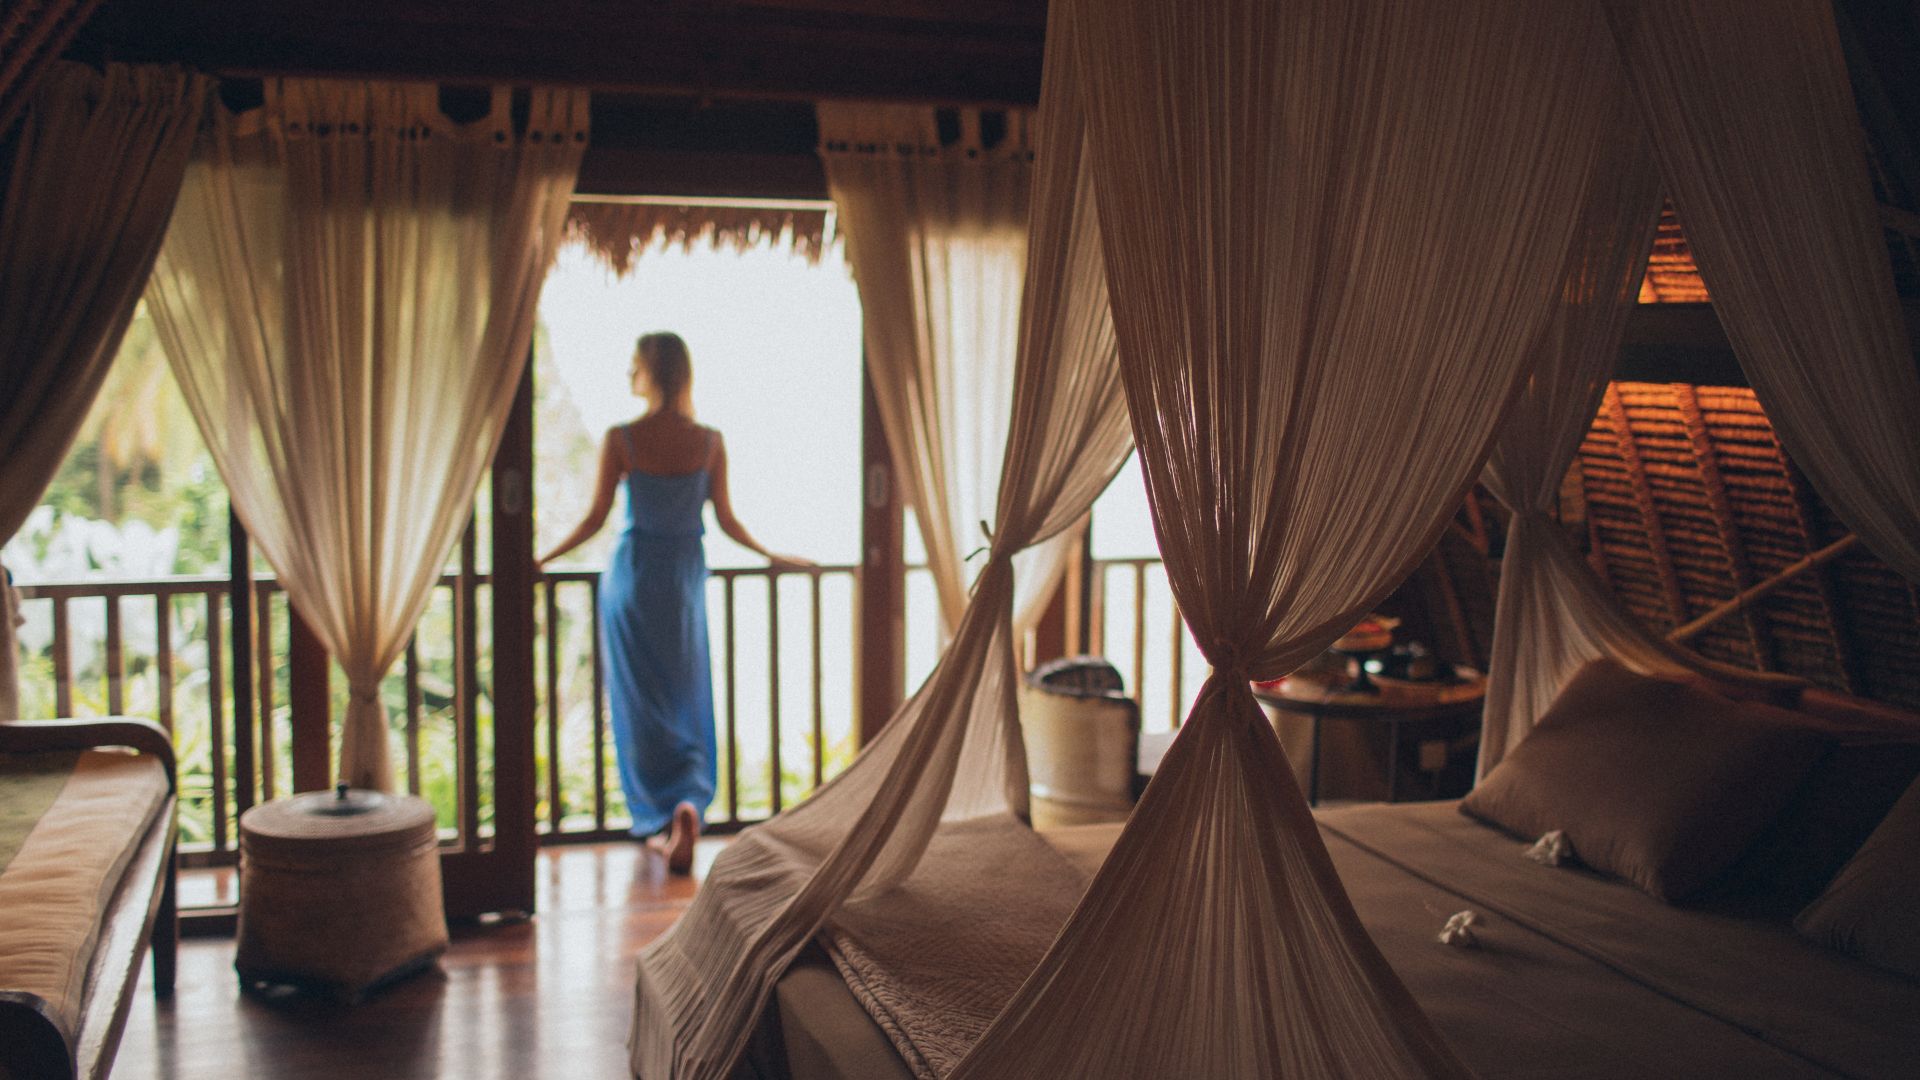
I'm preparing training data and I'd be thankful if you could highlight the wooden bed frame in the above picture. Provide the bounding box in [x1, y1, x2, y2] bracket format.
[0, 718, 177, 1080]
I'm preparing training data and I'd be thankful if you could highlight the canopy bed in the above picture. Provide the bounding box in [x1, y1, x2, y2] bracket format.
[630, 0, 1920, 1076]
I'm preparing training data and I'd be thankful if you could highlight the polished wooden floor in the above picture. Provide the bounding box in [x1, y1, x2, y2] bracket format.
[116, 840, 725, 1080]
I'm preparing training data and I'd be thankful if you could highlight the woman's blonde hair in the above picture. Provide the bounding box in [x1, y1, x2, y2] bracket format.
[635, 331, 693, 411]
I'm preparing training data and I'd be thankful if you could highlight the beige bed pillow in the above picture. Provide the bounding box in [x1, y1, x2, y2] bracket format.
[1462, 658, 1829, 901]
[1795, 776, 1920, 982]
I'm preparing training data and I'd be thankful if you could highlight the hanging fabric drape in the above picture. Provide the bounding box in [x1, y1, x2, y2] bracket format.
[144, 80, 586, 789]
[0, 62, 208, 720]
[951, 1, 1631, 1075]
[632, 57, 1129, 1080]
[0, 0, 104, 132]
[1474, 89, 1804, 772]
[1477, 92, 1710, 772]
[818, 104, 1070, 632]
[1604, 0, 1920, 584]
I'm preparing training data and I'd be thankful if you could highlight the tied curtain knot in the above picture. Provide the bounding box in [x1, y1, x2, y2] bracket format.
[1198, 652, 1260, 721]
[1204, 638, 1254, 682]
[347, 680, 381, 707]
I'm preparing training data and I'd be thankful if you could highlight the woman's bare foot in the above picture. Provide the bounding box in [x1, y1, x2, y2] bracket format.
[665, 801, 700, 874]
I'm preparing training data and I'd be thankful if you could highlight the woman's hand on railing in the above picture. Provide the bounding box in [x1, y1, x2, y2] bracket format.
[767, 554, 818, 574]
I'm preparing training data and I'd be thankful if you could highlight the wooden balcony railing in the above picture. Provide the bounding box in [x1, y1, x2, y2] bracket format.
[13, 563, 861, 883]
[1085, 556, 1199, 732]
[536, 563, 861, 843]
[13, 554, 1189, 890]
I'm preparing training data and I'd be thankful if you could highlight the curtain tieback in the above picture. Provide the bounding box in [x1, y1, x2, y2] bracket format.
[347, 680, 381, 706]
[1199, 652, 1256, 702]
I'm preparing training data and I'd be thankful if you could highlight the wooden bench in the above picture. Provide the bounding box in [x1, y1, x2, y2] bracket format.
[0, 718, 177, 1080]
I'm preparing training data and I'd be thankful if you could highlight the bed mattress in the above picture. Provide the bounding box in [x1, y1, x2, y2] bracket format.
[755, 803, 1920, 1079]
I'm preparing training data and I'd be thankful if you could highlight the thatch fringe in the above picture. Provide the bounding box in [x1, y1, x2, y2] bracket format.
[565, 201, 834, 274]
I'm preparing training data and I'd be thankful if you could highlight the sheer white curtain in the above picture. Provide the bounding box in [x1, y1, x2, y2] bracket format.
[1605, 0, 1920, 584]
[631, 63, 1128, 1080]
[951, 1, 1629, 1075]
[0, 63, 208, 720]
[145, 81, 587, 789]
[818, 104, 1070, 632]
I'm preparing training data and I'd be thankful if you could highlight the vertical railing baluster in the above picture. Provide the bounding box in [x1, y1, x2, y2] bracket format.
[724, 574, 738, 825]
[458, 526, 480, 848]
[206, 591, 228, 849]
[155, 593, 174, 733]
[210, 611, 231, 854]
[405, 637, 422, 796]
[1169, 591, 1185, 729]
[1089, 564, 1107, 663]
[52, 598, 71, 716]
[1132, 561, 1148, 710]
[544, 578, 562, 834]
[255, 586, 277, 802]
[810, 571, 824, 791]
[768, 571, 783, 815]
[104, 595, 124, 715]
[590, 576, 607, 832]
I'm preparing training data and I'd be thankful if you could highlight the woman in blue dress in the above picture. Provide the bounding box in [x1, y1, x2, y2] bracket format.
[538, 332, 809, 872]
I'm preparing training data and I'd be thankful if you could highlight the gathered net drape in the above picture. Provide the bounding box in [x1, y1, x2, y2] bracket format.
[817, 104, 1071, 632]
[0, 63, 208, 720]
[1474, 83, 1806, 771]
[631, 59, 1129, 1080]
[144, 81, 587, 789]
[1476, 91, 1731, 773]
[949, 1, 1635, 1076]
[1604, 0, 1920, 585]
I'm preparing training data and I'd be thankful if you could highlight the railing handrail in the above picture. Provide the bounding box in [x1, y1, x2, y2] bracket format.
[16, 562, 863, 599]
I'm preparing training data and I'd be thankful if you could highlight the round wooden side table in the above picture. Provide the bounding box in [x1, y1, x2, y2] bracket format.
[1253, 668, 1486, 805]
[236, 785, 448, 1003]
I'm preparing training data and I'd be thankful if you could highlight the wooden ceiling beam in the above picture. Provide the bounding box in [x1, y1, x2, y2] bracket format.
[63, 0, 1046, 106]
[1617, 300, 1920, 387]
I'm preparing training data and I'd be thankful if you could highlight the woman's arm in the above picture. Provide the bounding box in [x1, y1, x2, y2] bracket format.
[537, 429, 624, 569]
[709, 434, 815, 571]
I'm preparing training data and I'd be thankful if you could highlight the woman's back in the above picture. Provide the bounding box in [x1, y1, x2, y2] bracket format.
[621, 413, 715, 477]
[618, 415, 715, 541]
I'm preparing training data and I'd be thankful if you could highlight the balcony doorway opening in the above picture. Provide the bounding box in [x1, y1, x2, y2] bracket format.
[533, 210, 865, 835]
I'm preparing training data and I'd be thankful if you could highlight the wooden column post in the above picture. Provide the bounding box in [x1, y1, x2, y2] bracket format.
[227, 509, 257, 815]
[857, 365, 904, 746]
[488, 357, 538, 915]
[287, 602, 331, 793]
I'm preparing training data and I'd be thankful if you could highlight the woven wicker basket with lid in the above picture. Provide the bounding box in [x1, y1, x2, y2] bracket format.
[236, 785, 448, 1002]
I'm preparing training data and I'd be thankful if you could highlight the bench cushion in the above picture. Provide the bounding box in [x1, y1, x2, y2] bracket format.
[0, 750, 168, 1037]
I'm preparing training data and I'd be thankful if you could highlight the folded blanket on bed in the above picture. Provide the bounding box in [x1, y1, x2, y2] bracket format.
[819, 814, 1089, 1080]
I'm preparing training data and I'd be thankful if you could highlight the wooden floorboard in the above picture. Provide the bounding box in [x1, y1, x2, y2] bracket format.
[115, 840, 722, 1079]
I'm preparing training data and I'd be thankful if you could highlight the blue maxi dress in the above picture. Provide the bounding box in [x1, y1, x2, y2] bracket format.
[600, 439, 716, 838]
